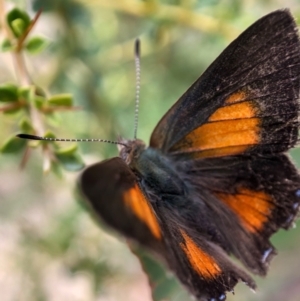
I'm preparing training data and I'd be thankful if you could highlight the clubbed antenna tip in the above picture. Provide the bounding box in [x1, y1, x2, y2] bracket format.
[17, 134, 43, 140]
[135, 38, 140, 57]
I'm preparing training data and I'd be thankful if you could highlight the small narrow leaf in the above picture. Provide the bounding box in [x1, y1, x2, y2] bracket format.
[19, 118, 34, 133]
[35, 86, 47, 97]
[11, 18, 27, 37]
[56, 152, 85, 172]
[2, 104, 22, 115]
[1, 135, 27, 153]
[18, 86, 35, 103]
[1, 38, 14, 52]
[48, 94, 73, 106]
[7, 8, 31, 38]
[44, 131, 56, 139]
[0, 83, 18, 102]
[55, 144, 78, 156]
[25, 36, 49, 54]
[35, 95, 46, 109]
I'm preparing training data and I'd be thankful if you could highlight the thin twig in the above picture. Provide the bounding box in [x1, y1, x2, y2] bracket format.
[0, 102, 25, 112]
[20, 146, 31, 169]
[0, 2, 50, 168]
[16, 9, 42, 53]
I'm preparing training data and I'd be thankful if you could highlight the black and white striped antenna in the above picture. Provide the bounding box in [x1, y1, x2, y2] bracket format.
[133, 38, 141, 140]
[17, 39, 142, 147]
[16, 133, 127, 146]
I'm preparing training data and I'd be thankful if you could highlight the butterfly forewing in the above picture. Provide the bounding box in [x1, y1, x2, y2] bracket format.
[150, 10, 300, 159]
[80, 157, 165, 255]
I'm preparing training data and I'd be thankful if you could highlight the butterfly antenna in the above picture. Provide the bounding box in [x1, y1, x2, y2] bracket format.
[16, 134, 127, 146]
[17, 40, 142, 146]
[133, 38, 141, 140]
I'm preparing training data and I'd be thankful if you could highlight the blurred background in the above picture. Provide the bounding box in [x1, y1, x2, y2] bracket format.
[1, 0, 300, 300]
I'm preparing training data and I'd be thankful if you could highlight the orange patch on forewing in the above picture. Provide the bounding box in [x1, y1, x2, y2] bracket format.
[170, 99, 260, 158]
[216, 188, 273, 232]
[225, 91, 247, 104]
[123, 185, 161, 239]
[172, 118, 259, 155]
[180, 230, 221, 278]
[209, 102, 256, 121]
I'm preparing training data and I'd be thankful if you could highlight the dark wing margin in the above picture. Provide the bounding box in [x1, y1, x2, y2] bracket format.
[80, 157, 164, 254]
[150, 9, 300, 159]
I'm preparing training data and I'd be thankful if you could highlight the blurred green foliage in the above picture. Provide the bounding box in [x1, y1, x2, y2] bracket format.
[1, 0, 300, 301]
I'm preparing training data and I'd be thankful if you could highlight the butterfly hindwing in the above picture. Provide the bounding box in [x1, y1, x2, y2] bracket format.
[150, 10, 300, 159]
[155, 203, 257, 301]
[182, 153, 300, 275]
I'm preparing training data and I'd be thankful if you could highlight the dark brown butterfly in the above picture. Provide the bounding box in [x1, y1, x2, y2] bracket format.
[20, 9, 300, 301]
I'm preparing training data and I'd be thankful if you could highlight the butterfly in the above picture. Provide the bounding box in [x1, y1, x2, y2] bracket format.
[79, 9, 300, 301]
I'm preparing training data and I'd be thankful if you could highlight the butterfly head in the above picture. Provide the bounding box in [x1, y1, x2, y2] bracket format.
[118, 138, 146, 165]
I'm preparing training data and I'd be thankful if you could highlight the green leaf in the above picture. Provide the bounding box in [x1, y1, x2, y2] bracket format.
[1, 135, 27, 153]
[11, 19, 28, 37]
[55, 152, 85, 172]
[2, 106, 22, 115]
[55, 144, 78, 155]
[19, 118, 34, 133]
[18, 86, 34, 103]
[0, 83, 18, 102]
[47, 94, 73, 106]
[34, 95, 46, 109]
[1, 38, 14, 52]
[44, 131, 56, 139]
[35, 86, 47, 97]
[7, 8, 31, 38]
[25, 36, 49, 54]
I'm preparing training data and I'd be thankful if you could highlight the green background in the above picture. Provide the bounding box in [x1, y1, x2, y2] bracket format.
[1, 0, 300, 300]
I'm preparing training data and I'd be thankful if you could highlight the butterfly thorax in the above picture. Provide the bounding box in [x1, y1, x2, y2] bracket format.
[119, 138, 186, 197]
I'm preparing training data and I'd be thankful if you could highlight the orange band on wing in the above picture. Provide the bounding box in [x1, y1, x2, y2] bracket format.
[225, 91, 247, 104]
[123, 184, 161, 239]
[209, 102, 256, 121]
[179, 229, 221, 279]
[172, 118, 259, 157]
[216, 188, 273, 232]
[170, 95, 260, 158]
